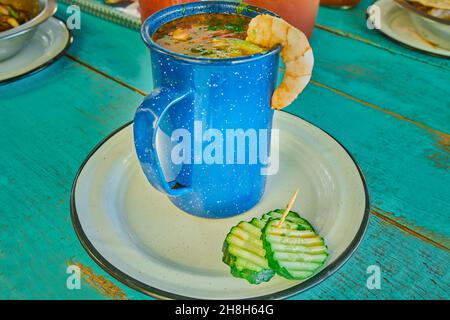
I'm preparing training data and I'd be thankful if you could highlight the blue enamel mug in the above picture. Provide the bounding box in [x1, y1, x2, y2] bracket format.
[135, 1, 281, 218]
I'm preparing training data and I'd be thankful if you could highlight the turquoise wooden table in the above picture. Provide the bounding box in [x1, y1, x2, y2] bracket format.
[0, 0, 449, 299]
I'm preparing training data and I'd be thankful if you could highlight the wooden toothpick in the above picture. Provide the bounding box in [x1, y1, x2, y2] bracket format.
[277, 189, 299, 228]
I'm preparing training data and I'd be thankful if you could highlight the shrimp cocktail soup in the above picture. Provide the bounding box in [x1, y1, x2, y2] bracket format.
[136, 1, 313, 217]
[153, 13, 266, 58]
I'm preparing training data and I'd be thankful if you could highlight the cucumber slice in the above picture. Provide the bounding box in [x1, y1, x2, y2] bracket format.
[223, 220, 275, 284]
[262, 209, 315, 231]
[262, 219, 328, 280]
[250, 217, 266, 229]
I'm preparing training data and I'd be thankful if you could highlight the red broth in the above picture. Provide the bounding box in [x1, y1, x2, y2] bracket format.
[153, 13, 266, 58]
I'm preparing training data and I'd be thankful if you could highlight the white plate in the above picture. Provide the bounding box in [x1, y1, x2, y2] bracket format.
[71, 111, 369, 299]
[373, 0, 450, 58]
[0, 17, 72, 83]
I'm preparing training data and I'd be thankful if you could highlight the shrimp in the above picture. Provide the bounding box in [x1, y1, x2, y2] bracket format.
[246, 15, 314, 109]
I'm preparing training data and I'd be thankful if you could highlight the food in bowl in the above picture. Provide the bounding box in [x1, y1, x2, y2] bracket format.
[407, 0, 450, 20]
[153, 13, 266, 58]
[0, 0, 56, 61]
[0, 0, 39, 32]
[246, 14, 314, 109]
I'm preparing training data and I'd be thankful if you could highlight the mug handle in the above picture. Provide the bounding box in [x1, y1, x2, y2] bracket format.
[134, 87, 193, 197]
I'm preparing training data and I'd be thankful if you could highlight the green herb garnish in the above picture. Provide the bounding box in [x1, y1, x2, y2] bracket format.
[236, 2, 249, 14]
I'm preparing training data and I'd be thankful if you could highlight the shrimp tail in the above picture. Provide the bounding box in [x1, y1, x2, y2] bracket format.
[246, 15, 314, 110]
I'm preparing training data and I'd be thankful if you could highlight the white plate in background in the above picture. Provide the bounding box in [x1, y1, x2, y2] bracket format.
[0, 17, 72, 83]
[372, 0, 450, 58]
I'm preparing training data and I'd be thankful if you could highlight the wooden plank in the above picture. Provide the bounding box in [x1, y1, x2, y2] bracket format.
[0, 57, 147, 300]
[316, 0, 450, 69]
[286, 83, 450, 246]
[294, 215, 449, 299]
[56, 4, 152, 92]
[309, 28, 450, 134]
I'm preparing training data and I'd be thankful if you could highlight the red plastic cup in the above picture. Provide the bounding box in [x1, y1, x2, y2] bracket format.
[244, 0, 320, 38]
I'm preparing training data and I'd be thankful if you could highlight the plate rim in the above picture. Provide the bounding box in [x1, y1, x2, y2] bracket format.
[371, 0, 450, 59]
[70, 111, 370, 300]
[0, 17, 73, 85]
